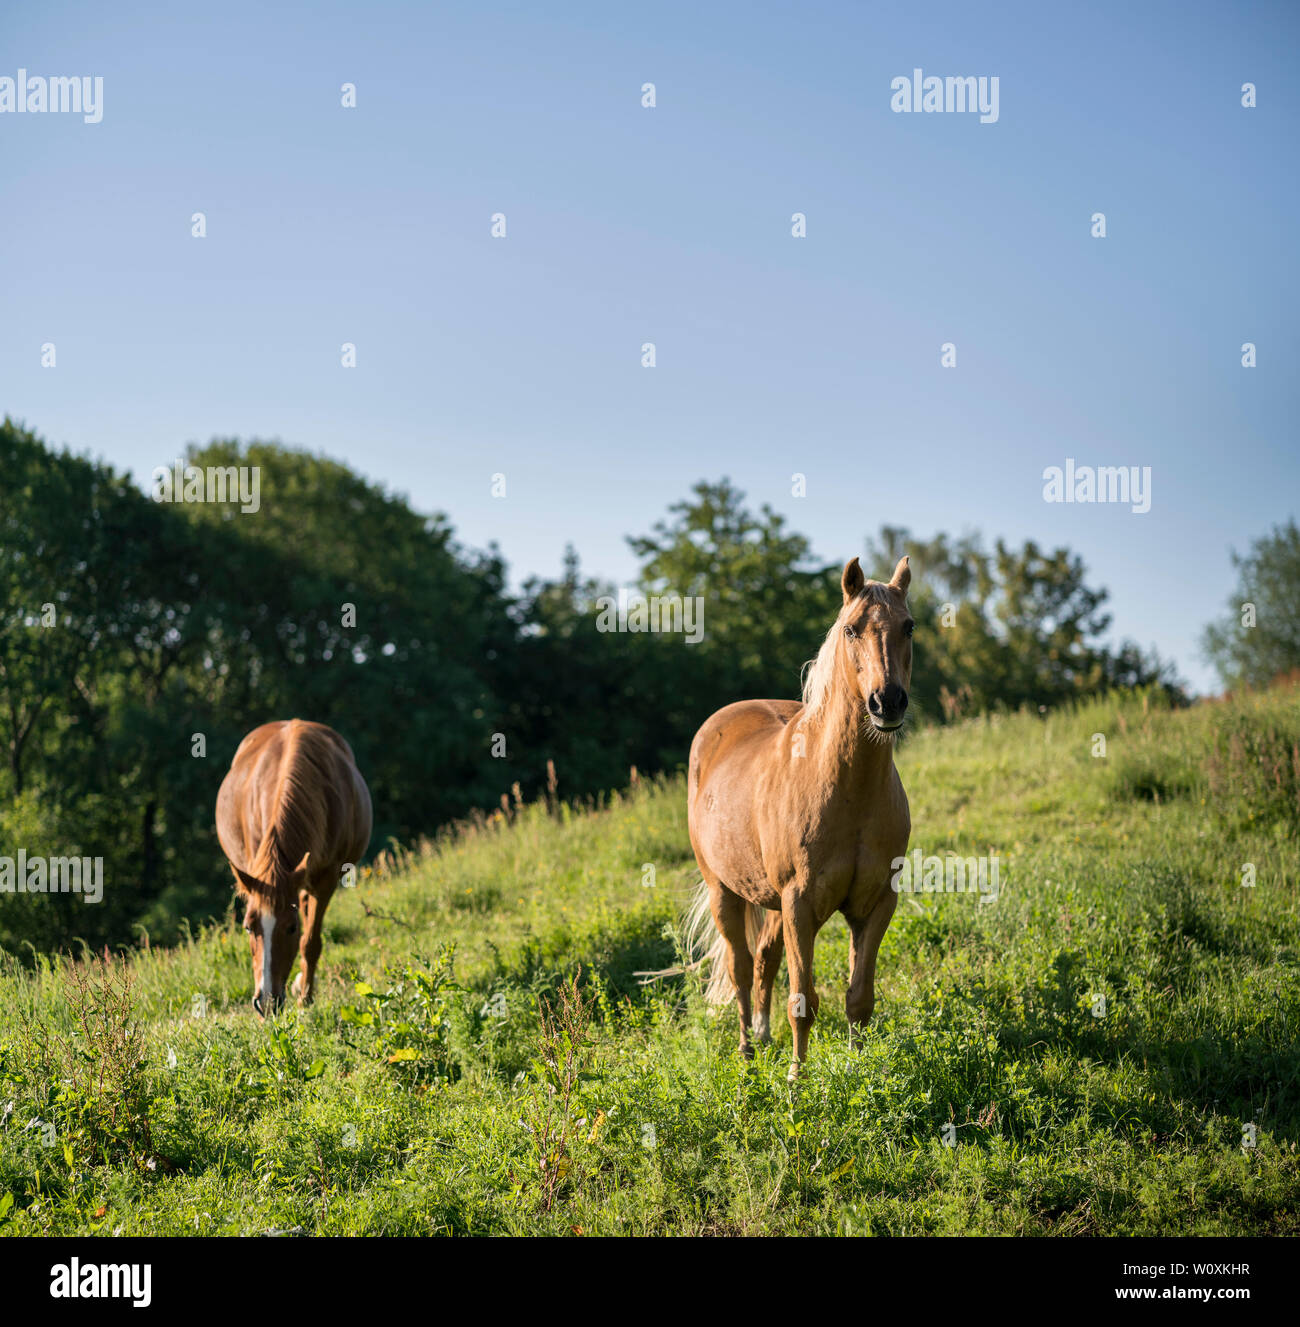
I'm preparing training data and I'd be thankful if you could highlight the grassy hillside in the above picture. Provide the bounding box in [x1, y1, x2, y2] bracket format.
[2, 686, 1298, 1236]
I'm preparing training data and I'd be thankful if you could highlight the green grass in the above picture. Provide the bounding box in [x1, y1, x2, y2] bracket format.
[2, 686, 1299, 1235]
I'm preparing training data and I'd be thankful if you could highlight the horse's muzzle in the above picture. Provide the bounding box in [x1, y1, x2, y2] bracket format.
[868, 684, 908, 729]
[252, 990, 285, 1017]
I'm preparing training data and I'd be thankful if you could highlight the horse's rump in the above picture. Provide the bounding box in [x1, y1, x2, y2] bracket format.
[217, 719, 371, 903]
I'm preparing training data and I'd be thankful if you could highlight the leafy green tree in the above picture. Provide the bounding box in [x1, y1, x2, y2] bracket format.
[0, 419, 141, 794]
[177, 439, 516, 847]
[0, 427, 524, 954]
[1203, 519, 1300, 689]
[501, 546, 702, 794]
[627, 478, 838, 697]
[0, 419, 228, 945]
[866, 526, 1181, 719]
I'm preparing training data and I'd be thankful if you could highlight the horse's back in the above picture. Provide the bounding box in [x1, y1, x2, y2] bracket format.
[689, 699, 800, 791]
[231, 719, 357, 767]
[217, 719, 371, 870]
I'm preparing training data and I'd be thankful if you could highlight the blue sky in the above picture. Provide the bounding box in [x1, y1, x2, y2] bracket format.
[2, 0, 1297, 692]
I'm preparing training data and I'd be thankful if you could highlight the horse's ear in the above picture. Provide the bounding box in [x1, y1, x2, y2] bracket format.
[889, 555, 911, 595]
[293, 851, 312, 877]
[233, 866, 261, 896]
[841, 557, 865, 604]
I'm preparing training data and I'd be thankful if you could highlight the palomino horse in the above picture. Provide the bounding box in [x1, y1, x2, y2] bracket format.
[686, 555, 913, 1078]
[216, 719, 372, 1015]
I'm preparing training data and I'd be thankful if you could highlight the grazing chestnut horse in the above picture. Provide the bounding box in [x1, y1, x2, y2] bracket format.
[216, 720, 372, 1015]
[686, 555, 913, 1078]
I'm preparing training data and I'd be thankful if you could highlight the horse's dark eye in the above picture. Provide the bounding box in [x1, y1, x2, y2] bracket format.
[843, 625, 856, 639]
[903, 621, 915, 637]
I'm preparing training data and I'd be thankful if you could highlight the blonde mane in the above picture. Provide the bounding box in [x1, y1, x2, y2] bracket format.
[800, 582, 896, 717]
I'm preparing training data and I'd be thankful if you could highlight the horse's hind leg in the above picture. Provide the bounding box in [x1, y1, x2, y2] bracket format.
[751, 909, 784, 1044]
[708, 881, 756, 1059]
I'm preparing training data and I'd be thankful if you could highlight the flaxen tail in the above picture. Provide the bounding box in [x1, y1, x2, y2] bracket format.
[640, 879, 765, 1006]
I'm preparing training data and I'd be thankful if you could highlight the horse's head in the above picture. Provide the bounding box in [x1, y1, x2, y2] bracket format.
[236, 851, 311, 1016]
[838, 554, 913, 732]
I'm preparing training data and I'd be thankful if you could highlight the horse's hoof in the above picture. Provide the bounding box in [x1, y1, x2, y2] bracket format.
[787, 1061, 802, 1083]
[739, 1041, 755, 1061]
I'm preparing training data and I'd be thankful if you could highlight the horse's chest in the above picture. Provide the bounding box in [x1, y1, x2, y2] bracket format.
[761, 793, 907, 917]
[811, 843, 894, 912]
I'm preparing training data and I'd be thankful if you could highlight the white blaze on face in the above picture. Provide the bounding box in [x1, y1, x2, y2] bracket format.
[260, 913, 276, 1004]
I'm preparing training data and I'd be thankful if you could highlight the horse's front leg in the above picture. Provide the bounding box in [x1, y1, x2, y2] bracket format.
[293, 884, 334, 1006]
[782, 889, 819, 1080]
[845, 888, 898, 1047]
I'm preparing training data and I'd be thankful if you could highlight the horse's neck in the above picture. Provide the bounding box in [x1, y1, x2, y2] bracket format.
[805, 676, 895, 790]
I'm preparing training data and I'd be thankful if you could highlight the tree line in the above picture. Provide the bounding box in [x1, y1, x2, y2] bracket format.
[7, 418, 1289, 957]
